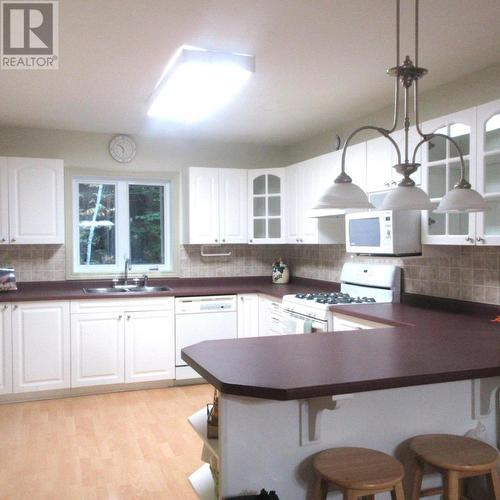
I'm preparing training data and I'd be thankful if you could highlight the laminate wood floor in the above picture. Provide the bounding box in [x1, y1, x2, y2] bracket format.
[0, 384, 214, 500]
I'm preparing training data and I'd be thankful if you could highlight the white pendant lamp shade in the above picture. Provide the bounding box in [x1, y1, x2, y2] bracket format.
[379, 185, 435, 210]
[313, 181, 374, 210]
[435, 187, 489, 213]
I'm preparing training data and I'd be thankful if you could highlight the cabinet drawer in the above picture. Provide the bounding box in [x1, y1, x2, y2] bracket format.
[70, 297, 174, 314]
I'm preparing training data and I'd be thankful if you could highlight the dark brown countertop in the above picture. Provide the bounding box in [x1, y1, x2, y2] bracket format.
[181, 301, 500, 400]
[0, 276, 339, 302]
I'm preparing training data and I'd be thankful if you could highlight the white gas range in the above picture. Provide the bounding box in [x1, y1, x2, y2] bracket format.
[281, 262, 401, 333]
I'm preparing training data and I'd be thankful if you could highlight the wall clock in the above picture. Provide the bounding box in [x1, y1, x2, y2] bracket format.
[109, 134, 137, 163]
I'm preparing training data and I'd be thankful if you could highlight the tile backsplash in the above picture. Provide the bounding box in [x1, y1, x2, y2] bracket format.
[2, 243, 499, 305]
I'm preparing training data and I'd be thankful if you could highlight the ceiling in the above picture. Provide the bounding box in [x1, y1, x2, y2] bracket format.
[2, 0, 500, 145]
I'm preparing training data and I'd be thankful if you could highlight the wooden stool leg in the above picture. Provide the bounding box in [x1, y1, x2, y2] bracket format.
[344, 490, 358, 500]
[410, 459, 424, 500]
[391, 481, 405, 500]
[486, 466, 500, 499]
[443, 470, 460, 500]
[314, 477, 329, 500]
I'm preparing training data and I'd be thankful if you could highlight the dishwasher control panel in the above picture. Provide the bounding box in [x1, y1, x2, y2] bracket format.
[175, 295, 237, 314]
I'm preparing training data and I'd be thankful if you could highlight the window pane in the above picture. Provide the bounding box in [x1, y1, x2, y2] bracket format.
[484, 154, 500, 193]
[427, 212, 445, 235]
[428, 165, 446, 198]
[268, 196, 281, 216]
[449, 123, 470, 157]
[484, 198, 500, 235]
[268, 175, 280, 194]
[253, 175, 266, 195]
[448, 213, 469, 235]
[129, 184, 164, 265]
[253, 197, 265, 216]
[428, 132, 446, 162]
[485, 114, 500, 152]
[79, 183, 116, 265]
[448, 160, 470, 191]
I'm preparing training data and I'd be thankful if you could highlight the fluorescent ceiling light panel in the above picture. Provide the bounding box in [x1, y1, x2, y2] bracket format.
[148, 45, 255, 123]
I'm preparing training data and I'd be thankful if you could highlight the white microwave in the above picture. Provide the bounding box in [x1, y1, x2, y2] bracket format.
[345, 210, 421, 256]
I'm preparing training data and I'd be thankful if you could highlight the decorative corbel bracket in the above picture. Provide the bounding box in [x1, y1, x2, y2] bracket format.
[299, 394, 353, 446]
[471, 376, 500, 420]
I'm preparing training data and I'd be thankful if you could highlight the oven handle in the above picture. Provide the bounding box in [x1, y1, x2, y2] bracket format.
[281, 308, 328, 333]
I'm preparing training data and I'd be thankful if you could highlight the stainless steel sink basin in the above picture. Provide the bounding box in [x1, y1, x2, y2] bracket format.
[83, 286, 171, 294]
[127, 286, 171, 293]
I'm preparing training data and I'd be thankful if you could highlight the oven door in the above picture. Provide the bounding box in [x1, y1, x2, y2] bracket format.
[281, 309, 329, 334]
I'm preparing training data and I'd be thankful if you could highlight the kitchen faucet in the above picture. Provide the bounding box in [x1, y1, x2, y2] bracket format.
[124, 258, 130, 285]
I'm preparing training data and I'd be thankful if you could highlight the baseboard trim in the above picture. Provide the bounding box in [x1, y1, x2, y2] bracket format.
[0, 379, 186, 404]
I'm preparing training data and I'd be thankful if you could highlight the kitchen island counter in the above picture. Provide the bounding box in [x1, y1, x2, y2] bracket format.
[182, 301, 500, 400]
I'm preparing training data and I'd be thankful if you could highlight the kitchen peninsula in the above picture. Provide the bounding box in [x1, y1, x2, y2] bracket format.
[182, 300, 500, 499]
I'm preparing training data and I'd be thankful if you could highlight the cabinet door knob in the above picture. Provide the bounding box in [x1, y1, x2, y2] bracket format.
[13, 304, 18, 310]
[222, 239, 226, 243]
[214, 238, 218, 243]
[10, 238, 15, 242]
[249, 239, 253, 243]
[1, 238, 5, 243]
[118, 315, 123, 320]
[127, 315, 131, 320]
[465, 236, 474, 243]
[391, 181, 397, 186]
[476, 236, 485, 243]
[2, 305, 7, 311]
[384, 181, 390, 187]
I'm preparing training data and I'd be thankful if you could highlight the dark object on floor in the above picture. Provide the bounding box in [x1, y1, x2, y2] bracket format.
[225, 489, 279, 499]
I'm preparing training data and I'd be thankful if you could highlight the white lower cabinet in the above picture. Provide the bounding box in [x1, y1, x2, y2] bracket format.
[0, 304, 12, 394]
[237, 294, 260, 338]
[12, 301, 70, 393]
[258, 296, 283, 336]
[71, 312, 125, 387]
[125, 310, 174, 383]
[70, 298, 175, 388]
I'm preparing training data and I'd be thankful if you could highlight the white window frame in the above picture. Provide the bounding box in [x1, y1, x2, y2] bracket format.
[67, 171, 178, 278]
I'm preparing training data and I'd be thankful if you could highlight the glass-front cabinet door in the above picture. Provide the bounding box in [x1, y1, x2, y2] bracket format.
[476, 99, 500, 245]
[421, 107, 477, 245]
[247, 168, 286, 244]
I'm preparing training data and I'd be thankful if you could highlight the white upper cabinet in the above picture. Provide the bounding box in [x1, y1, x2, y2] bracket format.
[219, 168, 247, 244]
[366, 136, 394, 193]
[285, 159, 319, 243]
[12, 301, 70, 393]
[186, 167, 247, 244]
[248, 168, 285, 244]
[344, 142, 367, 191]
[0, 166, 9, 244]
[4, 157, 64, 244]
[420, 107, 477, 245]
[475, 99, 500, 245]
[0, 304, 12, 395]
[187, 167, 220, 244]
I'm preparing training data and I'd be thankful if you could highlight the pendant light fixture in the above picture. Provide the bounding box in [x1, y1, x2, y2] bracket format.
[314, 0, 488, 213]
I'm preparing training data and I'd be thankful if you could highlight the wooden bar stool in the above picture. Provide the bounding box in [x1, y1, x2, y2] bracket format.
[313, 447, 405, 499]
[408, 434, 500, 500]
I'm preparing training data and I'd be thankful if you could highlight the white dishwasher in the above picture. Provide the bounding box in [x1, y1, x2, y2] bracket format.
[175, 295, 238, 380]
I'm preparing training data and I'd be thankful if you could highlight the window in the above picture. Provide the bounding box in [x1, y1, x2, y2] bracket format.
[71, 175, 174, 275]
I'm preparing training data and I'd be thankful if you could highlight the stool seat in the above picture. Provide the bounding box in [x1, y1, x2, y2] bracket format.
[409, 434, 499, 472]
[408, 434, 500, 500]
[313, 447, 404, 491]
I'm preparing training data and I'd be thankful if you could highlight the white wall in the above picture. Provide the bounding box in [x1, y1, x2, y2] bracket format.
[287, 62, 500, 162]
[0, 126, 289, 172]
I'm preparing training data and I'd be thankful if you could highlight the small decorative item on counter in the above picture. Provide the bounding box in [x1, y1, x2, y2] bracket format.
[207, 388, 219, 439]
[0, 267, 17, 292]
[272, 258, 289, 284]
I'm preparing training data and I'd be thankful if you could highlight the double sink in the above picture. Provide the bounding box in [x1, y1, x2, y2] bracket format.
[83, 286, 171, 294]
